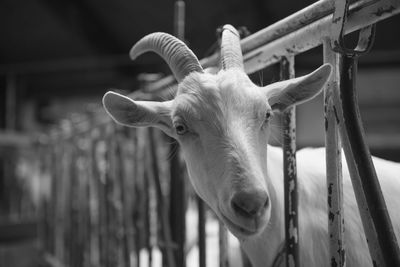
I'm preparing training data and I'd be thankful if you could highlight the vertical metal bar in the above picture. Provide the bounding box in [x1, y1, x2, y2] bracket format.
[337, 55, 400, 267]
[50, 134, 60, 258]
[148, 129, 176, 267]
[219, 221, 230, 267]
[133, 128, 143, 267]
[198, 197, 206, 267]
[96, 129, 108, 267]
[323, 40, 345, 267]
[80, 132, 91, 267]
[116, 127, 132, 267]
[89, 126, 101, 267]
[144, 166, 152, 267]
[170, 1, 187, 266]
[280, 56, 299, 267]
[105, 123, 119, 267]
[174, 0, 185, 39]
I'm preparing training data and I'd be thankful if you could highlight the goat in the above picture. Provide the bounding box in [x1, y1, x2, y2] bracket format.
[102, 25, 400, 266]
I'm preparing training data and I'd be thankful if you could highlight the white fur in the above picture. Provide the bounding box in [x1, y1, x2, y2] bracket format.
[103, 66, 400, 267]
[242, 146, 400, 266]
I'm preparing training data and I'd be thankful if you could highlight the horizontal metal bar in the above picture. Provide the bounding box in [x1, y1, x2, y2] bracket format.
[132, 0, 365, 95]
[51, 0, 400, 136]
[133, 0, 400, 98]
[244, 0, 400, 73]
[0, 131, 32, 147]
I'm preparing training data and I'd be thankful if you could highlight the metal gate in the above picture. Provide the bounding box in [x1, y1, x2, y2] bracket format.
[38, 0, 400, 266]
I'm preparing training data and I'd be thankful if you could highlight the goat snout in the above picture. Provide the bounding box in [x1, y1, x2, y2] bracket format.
[230, 189, 269, 219]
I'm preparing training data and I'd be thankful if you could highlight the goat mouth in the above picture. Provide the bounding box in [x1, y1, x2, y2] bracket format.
[220, 211, 259, 237]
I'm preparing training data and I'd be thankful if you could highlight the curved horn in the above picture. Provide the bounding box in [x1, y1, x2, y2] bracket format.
[220, 25, 244, 70]
[130, 32, 203, 82]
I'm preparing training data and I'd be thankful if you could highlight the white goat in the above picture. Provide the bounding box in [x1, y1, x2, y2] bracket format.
[102, 25, 400, 266]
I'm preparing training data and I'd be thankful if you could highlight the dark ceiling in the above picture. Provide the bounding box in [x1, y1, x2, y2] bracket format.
[0, 0, 310, 64]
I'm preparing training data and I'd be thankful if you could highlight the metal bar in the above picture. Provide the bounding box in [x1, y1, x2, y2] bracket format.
[338, 55, 400, 267]
[143, 161, 152, 267]
[198, 197, 206, 267]
[115, 128, 132, 267]
[53, 0, 400, 136]
[169, 2, 187, 266]
[174, 0, 185, 40]
[219, 221, 229, 267]
[105, 124, 119, 267]
[139, 0, 397, 95]
[330, 0, 377, 56]
[133, 129, 143, 267]
[243, 0, 400, 74]
[95, 131, 108, 267]
[280, 56, 299, 267]
[50, 139, 60, 257]
[88, 125, 101, 267]
[148, 129, 177, 267]
[323, 40, 346, 267]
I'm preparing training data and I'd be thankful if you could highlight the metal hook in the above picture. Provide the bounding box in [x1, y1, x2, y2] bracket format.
[330, 0, 376, 57]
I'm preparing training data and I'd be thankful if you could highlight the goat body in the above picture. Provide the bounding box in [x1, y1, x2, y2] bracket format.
[102, 27, 400, 267]
[243, 145, 400, 266]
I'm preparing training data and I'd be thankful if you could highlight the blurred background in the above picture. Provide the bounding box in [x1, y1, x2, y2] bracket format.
[0, 0, 400, 266]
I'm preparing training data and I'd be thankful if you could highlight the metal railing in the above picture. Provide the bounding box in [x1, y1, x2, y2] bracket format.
[39, 0, 400, 266]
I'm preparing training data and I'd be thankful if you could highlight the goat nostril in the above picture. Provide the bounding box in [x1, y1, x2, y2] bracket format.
[231, 191, 269, 218]
[264, 196, 269, 208]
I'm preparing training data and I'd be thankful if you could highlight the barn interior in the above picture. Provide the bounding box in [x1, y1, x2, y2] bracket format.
[1, 0, 400, 266]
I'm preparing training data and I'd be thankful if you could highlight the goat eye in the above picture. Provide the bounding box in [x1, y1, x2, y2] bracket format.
[175, 122, 188, 135]
[265, 110, 272, 121]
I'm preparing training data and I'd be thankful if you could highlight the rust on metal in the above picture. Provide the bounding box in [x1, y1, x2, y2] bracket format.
[331, 0, 376, 56]
[337, 55, 400, 267]
[323, 40, 346, 267]
[329, 2, 400, 264]
[281, 56, 299, 267]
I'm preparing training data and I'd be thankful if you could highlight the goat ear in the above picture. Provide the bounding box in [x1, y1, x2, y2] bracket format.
[262, 64, 332, 111]
[102, 91, 175, 137]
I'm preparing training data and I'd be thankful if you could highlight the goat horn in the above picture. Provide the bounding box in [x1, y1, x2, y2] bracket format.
[220, 25, 244, 70]
[130, 32, 203, 83]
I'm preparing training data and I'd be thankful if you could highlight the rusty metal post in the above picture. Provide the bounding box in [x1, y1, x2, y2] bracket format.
[338, 55, 400, 267]
[280, 56, 299, 267]
[323, 40, 345, 267]
[330, 2, 400, 265]
[198, 197, 206, 267]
